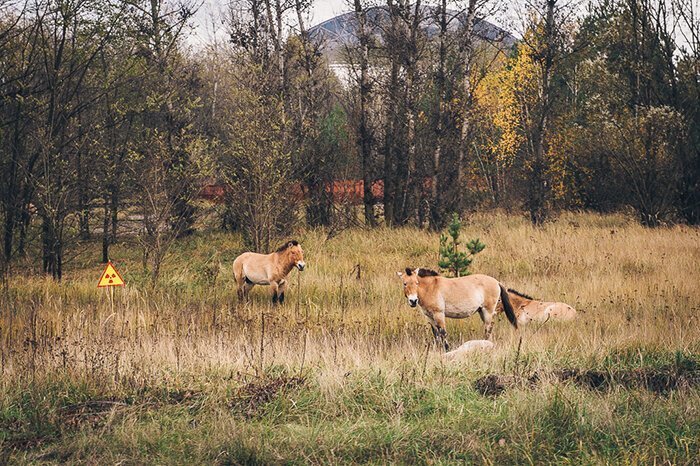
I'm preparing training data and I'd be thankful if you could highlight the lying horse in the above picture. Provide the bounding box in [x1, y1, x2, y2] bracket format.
[233, 240, 306, 304]
[443, 339, 495, 362]
[396, 268, 517, 350]
[498, 289, 577, 325]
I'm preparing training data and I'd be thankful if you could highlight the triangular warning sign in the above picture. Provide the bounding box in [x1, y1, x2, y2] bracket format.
[97, 262, 125, 287]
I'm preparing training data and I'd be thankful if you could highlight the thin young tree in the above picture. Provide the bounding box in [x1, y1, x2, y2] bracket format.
[352, 0, 377, 226]
[516, 0, 572, 225]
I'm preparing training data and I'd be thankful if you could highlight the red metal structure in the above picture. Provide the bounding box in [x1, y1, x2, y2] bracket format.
[199, 179, 388, 205]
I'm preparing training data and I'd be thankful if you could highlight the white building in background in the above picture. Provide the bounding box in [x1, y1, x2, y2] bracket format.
[308, 6, 516, 85]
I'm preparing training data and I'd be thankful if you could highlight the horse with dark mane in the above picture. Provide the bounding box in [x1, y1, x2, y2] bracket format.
[396, 268, 518, 350]
[233, 240, 306, 304]
[498, 289, 577, 325]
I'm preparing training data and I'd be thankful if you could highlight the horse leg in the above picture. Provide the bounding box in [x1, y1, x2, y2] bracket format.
[277, 279, 287, 304]
[429, 323, 441, 349]
[270, 281, 280, 305]
[483, 315, 494, 341]
[240, 282, 253, 303]
[233, 259, 252, 305]
[479, 305, 496, 341]
[236, 277, 252, 304]
[234, 270, 243, 303]
[434, 312, 450, 351]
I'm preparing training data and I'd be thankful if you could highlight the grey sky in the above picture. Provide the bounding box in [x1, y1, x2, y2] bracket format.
[190, 1, 604, 48]
[191, 0, 350, 45]
[309, 0, 351, 24]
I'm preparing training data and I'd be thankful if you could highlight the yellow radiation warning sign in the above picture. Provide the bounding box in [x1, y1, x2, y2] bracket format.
[97, 262, 125, 287]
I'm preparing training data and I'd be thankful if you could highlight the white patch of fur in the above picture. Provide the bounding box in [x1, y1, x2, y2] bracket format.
[443, 339, 495, 361]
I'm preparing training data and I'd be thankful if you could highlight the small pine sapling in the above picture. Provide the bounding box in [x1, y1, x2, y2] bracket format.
[438, 213, 486, 277]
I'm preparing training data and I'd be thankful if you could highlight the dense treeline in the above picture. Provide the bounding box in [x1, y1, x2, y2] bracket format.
[0, 0, 698, 280]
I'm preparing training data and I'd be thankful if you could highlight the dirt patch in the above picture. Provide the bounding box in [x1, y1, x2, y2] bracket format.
[555, 367, 700, 393]
[163, 389, 203, 405]
[0, 399, 126, 456]
[1, 390, 206, 456]
[230, 375, 306, 418]
[473, 374, 540, 397]
[59, 399, 128, 429]
[474, 365, 700, 396]
[1, 432, 56, 455]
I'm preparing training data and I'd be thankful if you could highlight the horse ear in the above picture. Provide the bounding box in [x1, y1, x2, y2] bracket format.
[396, 271, 403, 278]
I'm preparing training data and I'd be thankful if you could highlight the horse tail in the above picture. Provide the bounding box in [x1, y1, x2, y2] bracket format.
[499, 284, 518, 329]
[233, 255, 244, 285]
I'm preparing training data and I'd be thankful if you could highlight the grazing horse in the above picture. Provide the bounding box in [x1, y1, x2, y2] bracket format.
[233, 240, 306, 304]
[498, 289, 577, 325]
[396, 268, 518, 350]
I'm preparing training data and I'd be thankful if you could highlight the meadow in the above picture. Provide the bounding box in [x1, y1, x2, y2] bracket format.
[1, 211, 699, 464]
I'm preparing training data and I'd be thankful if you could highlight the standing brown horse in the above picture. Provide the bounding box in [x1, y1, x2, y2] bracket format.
[397, 268, 517, 350]
[498, 289, 577, 325]
[233, 240, 306, 304]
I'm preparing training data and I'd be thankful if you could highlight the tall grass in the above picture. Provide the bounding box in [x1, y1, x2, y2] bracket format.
[1, 211, 699, 464]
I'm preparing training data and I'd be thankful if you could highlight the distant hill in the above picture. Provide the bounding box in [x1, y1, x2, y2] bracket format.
[308, 6, 516, 62]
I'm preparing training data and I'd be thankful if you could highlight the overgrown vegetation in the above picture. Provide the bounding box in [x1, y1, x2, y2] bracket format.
[2, 0, 699, 280]
[1, 0, 699, 462]
[1, 212, 698, 463]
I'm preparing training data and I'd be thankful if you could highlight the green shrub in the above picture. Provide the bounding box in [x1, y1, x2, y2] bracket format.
[438, 213, 485, 277]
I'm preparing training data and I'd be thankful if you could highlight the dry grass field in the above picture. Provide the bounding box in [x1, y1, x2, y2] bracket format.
[1, 211, 699, 464]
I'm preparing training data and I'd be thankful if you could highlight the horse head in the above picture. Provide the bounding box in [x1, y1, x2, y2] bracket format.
[396, 267, 420, 307]
[278, 240, 305, 271]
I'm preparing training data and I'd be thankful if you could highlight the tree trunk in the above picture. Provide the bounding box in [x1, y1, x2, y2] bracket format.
[387, 0, 407, 225]
[528, 0, 556, 226]
[264, 0, 285, 91]
[429, 0, 447, 230]
[77, 147, 90, 240]
[76, 95, 90, 240]
[3, 99, 23, 261]
[296, 0, 331, 227]
[102, 195, 110, 263]
[456, 0, 478, 212]
[305, 175, 331, 227]
[41, 215, 62, 280]
[404, 0, 422, 226]
[17, 186, 32, 257]
[382, 49, 399, 225]
[354, 0, 376, 226]
[110, 184, 119, 242]
[382, 82, 397, 225]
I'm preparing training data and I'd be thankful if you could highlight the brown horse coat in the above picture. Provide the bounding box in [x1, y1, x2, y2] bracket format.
[233, 240, 305, 304]
[397, 268, 517, 350]
[498, 289, 577, 325]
